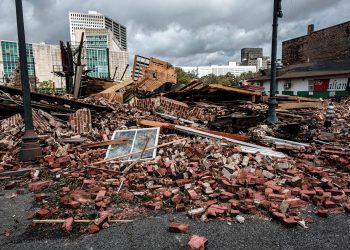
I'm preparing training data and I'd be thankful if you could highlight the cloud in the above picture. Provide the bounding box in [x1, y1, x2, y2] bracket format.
[0, 0, 349, 66]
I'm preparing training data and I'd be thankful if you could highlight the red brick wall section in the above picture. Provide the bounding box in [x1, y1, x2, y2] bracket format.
[69, 108, 92, 134]
[282, 21, 350, 65]
[129, 97, 214, 121]
[32, 110, 52, 133]
[0, 114, 23, 133]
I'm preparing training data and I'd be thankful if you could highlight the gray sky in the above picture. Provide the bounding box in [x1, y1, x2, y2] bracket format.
[0, 0, 349, 66]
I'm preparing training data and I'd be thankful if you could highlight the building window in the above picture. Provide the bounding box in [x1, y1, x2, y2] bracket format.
[308, 80, 314, 91]
[284, 80, 291, 90]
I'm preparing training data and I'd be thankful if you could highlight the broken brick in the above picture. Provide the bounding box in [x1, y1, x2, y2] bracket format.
[168, 222, 189, 234]
[87, 224, 100, 234]
[188, 235, 208, 250]
[171, 193, 183, 204]
[62, 217, 74, 232]
[28, 180, 53, 192]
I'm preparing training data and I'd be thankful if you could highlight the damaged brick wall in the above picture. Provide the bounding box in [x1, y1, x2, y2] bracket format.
[282, 21, 350, 65]
[129, 97, 214, 121]
[69, 108, 92, 134]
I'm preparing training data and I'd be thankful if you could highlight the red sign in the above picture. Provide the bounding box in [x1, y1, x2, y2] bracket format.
[313, 79, 329, 92]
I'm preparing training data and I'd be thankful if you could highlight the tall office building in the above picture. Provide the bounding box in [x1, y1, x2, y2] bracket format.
[0, 40, 63, 87]
[69, 11, 127, 51]
[241, 48, 270, 70]
[74, 28, 130, 80]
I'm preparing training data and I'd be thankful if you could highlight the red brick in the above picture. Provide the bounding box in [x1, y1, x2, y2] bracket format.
[244, 199, 254, 206]
[272, 211, 286, 221]
[28, 180, 53, 192]
[61, 187, 70, 192]
[230, 209, 240, 216]
[299, 190, 316, 196]
[324, 200, 337, 209]
[56, 155, 71, 164]
[268, 193, 285, 201]
[227, 199, 238, 208]
[259, 200, 271, 210]
[94, 214, 109, 226]
[87, 224, 100, 234]
[288, 199, 305, 209]
[331, 195, 345, 203]
[176, 179, 192, 186]
[36, 209, 50, 218]
[188, 190, 198, 200]
[176, 203, 186, 212]
[62, 217, 74, 232]
[314, 187, 324, 195]
[301, 194, 310, 201]
[344, 202, 350, 213]
[172, 194, 182, 204]
[188, 235, 208, 250]
[144, 201, 163, 210]
[69, 201, 80, 209]
[207, 205, 226, 217]
[316, 209, 329, 218]
[168, 222, 189, 234]
[120, 191, 134, 201]
[35, 193, 48, 202]
[163, 190, 172, 198]
[282, 217, 298, 228]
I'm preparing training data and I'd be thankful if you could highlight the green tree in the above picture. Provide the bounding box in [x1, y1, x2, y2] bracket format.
[175, 67, 197, 85]
[37, 80, 55, 94]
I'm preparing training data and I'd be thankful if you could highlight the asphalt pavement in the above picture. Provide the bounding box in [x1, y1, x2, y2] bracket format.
[1, 190, 350, 250]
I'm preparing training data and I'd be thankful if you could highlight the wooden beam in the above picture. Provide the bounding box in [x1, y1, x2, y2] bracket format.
[208, 84, 262, 96]
[78, 137, 128, 149]
[278, 102, 319, 110]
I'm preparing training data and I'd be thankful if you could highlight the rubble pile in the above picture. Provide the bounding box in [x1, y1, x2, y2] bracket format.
[0, 92, 350, 235]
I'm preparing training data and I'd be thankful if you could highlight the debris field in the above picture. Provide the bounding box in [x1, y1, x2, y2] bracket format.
[0, 56, 350, 240]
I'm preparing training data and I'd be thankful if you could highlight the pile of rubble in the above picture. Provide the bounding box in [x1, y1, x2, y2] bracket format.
[0, 90, 349, 237]
[1, 56, 350, 240]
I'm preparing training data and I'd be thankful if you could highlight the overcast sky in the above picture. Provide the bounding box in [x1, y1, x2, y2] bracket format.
[0, 0, 349, 66]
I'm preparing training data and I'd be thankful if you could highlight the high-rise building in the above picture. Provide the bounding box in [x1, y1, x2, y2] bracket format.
[0, 40, 63, 87]
[69, 11, 127, 51]
[241, 48, 270, 70]
[74, 28, 130, 80]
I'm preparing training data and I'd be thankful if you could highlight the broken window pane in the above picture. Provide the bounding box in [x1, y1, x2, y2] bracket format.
[105, 127, 160, 161]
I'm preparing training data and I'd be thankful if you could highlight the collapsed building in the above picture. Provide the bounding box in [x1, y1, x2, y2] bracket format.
[0, 49, 350, 238]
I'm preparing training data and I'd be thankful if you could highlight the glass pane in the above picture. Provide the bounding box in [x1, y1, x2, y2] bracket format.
[105, 130, 136, 161]
[129, 129, 159, 160]
[105, 128, 160, 162]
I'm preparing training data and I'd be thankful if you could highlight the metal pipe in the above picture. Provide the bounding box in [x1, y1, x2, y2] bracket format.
[266, 0, 283, 125]
[15, 0, 42, 161]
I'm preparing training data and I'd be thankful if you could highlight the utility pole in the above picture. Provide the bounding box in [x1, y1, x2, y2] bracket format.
[15, 0, 42, 161]
[266, 0, 283, 125]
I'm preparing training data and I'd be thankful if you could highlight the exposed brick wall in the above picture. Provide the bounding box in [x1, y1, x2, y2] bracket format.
[129, 97, 215, 121]
[69, 108, 92, 134]
[282, 21, 350, 65]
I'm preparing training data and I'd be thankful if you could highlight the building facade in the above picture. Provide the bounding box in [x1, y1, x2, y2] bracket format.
[241, 48, 270, 70]
[74, 29, 130, 80]
[69, 11, 127, 51]
[180, 62, 256, 78]
[282, 22, 350, 66]
[0, 40, 63, 87]
[250, 59, 350, 98]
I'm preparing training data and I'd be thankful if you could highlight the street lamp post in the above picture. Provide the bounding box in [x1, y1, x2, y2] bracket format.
[266, 0, 283, 125]
[15, 0, 42, 161]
